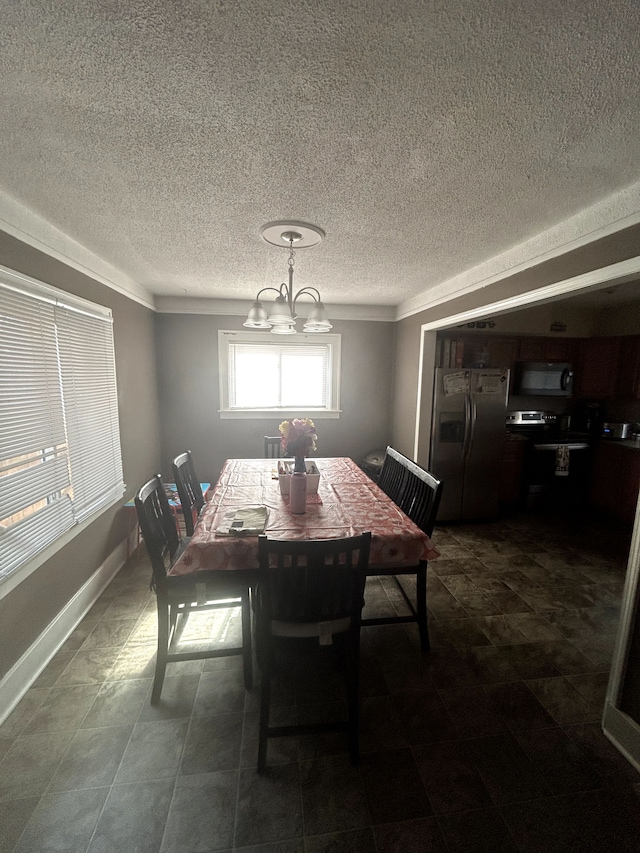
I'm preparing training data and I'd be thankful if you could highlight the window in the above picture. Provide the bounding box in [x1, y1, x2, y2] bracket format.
[218, 331, 341, 418]
[0, 267, 125, 586]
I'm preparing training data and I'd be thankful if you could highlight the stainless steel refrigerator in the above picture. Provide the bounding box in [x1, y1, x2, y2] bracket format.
[430, 368, 510, 521]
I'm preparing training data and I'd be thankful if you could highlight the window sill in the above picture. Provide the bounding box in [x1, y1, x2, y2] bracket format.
[219, 409, 341, 420]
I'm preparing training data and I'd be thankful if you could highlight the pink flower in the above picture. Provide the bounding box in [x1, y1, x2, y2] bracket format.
[278, 418, 317, 457]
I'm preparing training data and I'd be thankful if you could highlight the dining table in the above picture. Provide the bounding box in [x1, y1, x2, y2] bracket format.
[169, 457, 440, 648]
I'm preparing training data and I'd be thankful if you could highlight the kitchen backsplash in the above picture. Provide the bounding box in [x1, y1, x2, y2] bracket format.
[507, 395, 573, 416]
[507, 395, 640, 431]
[603, 400, 640, 424]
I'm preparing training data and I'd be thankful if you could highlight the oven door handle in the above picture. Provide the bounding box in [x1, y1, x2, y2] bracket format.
[533, 443, 589, 450]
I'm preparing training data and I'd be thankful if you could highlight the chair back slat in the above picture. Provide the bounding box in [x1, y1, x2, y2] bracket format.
[378, 446, 443, 536]
[264, 436, 286, 458]
[257, 534, 371, 625]
[172, 450, 205, 536]
[134, 475, 180, 584]
[377, 450, 408, 505]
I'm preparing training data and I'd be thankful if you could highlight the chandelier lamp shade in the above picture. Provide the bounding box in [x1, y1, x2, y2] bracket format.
[243, 222, 332, 335]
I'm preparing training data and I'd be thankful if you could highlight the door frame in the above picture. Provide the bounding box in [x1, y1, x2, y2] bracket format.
[412, 255, 640, 772]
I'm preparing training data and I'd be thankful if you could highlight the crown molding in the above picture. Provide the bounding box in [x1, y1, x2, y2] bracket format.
[154, 295, 395, 321]
[0, 192, 155, 309]
[396, 181, 640, 321]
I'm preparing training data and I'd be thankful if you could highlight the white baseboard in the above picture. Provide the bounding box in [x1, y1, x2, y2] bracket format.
[0, 529, 137, 725]
[602, 701, 640, 775]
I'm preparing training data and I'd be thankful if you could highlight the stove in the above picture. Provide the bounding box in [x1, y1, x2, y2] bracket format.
[506, 410, 558, 429]
[505, 410, 593, 510]
[506, 410, 590, 446]
[506, 410, 560, 443]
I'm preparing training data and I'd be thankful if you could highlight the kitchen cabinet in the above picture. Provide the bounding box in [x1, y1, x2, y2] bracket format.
[517, 337, 545, 361]
[500, 435, 527, 504]
[439, 335, 488, 368]
[615, 336, 640, 399]
[575, 337, 620, 399]
[438, 335, 631, 402]
[590, 442, 640, 525]
[438, 334, 517, 372]
[487, 336, 518, 370]
[517, 337, 577, 362]
[543, 337, 577, 362]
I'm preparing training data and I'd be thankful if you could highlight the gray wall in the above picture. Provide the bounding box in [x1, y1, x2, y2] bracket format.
[592, 295, 640, 337]
[155, 313, 396, 483]
[0, 232, 162, 679]
[391, 312, 424, 459]
[447, 302, 595, 338]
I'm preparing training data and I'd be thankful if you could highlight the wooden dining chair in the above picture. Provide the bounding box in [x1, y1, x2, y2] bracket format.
[172, 450, 205, 536]
[378, 446, 443, 535]
[377, 445, 409, 506]
[255, 532, 372, 772]
[264, 436, 285, 458]
[374, 447, 443, 651]
[135, 475, 252, 703]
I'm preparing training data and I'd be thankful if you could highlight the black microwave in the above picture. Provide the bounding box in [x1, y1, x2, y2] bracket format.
[515, 362, 574, 397]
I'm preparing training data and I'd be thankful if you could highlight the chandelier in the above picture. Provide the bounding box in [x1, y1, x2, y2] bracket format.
[243, 221, 332, 335]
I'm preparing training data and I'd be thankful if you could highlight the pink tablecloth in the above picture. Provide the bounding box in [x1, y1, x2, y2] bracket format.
[169, 457, 439, 576]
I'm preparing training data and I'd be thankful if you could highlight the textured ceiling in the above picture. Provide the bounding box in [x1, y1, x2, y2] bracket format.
[1, 0, 640, 313]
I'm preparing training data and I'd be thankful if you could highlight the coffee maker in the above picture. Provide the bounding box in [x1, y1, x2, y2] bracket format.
[572, 401, 603, 436]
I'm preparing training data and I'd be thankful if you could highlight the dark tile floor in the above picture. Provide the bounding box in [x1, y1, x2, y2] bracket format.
[1, 510, 639, 852]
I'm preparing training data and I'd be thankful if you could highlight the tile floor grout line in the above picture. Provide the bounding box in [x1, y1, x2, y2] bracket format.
[155, 677, 198, 853]
[231, 675, 251, 851]
[71, 669, 130, 853]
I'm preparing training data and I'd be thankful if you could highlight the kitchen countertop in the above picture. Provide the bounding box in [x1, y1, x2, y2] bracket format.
[504, 430, 640, 451]
[505, 431, 594, 443]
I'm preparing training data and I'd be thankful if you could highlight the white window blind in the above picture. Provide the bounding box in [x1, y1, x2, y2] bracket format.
[229, 342, 329, 409]
[218, 330, 341, 418]
[0, 271, 125, 582]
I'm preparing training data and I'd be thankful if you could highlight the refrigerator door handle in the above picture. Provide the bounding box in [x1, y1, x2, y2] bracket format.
[468, 399, 478, 460]
[462, 393, 472, 461]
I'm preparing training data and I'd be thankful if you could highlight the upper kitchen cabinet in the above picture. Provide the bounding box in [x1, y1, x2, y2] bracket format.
[542, 337, 578, 362]
[517, 337, 545, 361]
[438, 334, 517, 370]
[517, 336, 577, 362]
[615, 336, 640, 399]
[575, 336, 621, 399]
[487, 336, 518, 369]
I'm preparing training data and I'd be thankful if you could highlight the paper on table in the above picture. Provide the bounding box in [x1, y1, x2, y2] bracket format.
[215, 505, 269, 536]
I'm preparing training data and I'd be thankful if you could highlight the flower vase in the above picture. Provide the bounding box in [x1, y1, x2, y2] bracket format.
[289, 471, 307, 514]
[293, 455, 306, 473]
